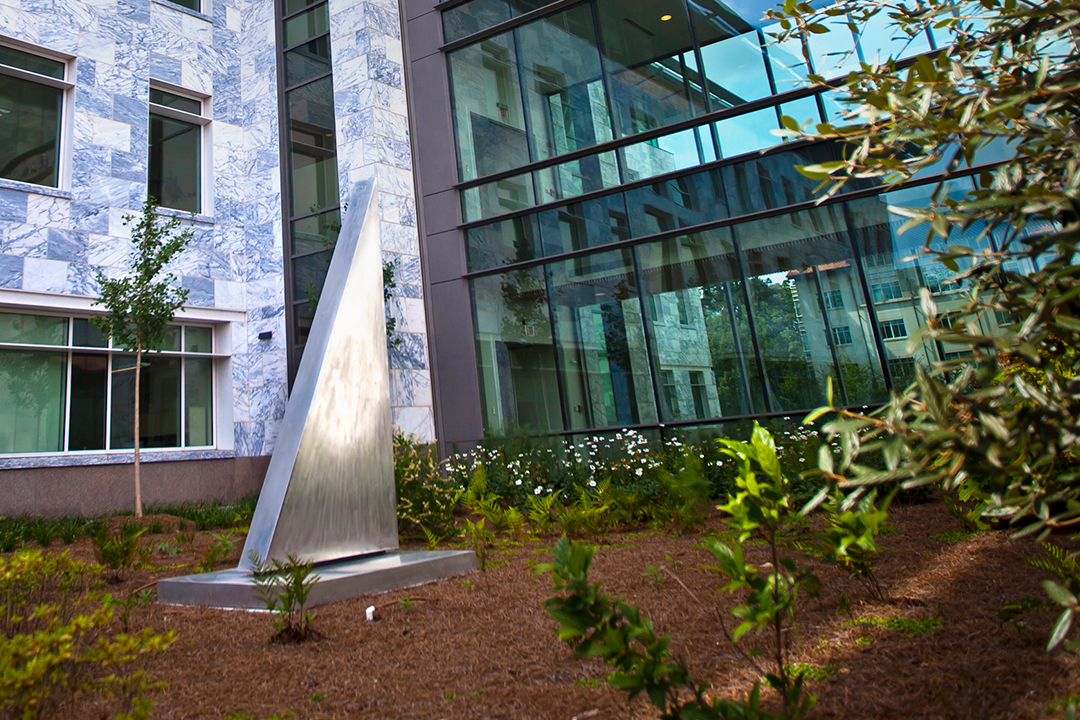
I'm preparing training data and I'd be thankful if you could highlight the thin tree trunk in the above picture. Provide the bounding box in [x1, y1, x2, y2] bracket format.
[134, 344, 143, 518]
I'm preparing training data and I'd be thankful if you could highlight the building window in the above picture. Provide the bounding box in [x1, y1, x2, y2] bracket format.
[661, 369, 678, 417]
[689, 370, 707, 417]
[879, 318, 907, 339]
[871, 280, 903, 303]
[823, 288, 844, 309]
[0, 43, 71, 188]
[887, 356, 915, 385]
[830, 325, 852, 346]
[0, 312, 216, 454]
[148, 87, 208, 213]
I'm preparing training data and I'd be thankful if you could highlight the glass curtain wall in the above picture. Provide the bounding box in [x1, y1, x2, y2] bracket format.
[280, 0, 340, 376]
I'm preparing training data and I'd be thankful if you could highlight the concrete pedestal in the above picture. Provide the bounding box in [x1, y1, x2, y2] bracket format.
[157, 550, 476, 610]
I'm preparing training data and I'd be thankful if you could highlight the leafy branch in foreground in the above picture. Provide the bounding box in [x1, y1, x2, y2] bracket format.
[539, 534, 813, 720]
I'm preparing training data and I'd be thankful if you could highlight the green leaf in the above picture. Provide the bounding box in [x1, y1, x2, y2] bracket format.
[1049, 609, 1074, 651]
[1044, 580, 1077, 607]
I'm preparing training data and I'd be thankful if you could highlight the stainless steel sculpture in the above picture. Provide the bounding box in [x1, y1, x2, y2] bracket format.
[239, 178, 397, 569]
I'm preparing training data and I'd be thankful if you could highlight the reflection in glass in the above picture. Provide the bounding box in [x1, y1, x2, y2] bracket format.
[284, 4, 329, 47]
[533, 151, 620, 204]
[595, 0, 702, 137]
[622, 125, 716, 182]
[149, 113, 201, 213]
[285, 36, 331, 87]
[638, 229, 761, 420]
[517, 6, 612, 162]
[0, 351, 65, 453]
[69, 354, 107, 451]
[449, 33, 528, 181]
[184, 326, 213, 353]
[293, 250, 332, 307]
[548, 248, 656, 429]
[624, 168, 726, 238]
[443, 0, 511, 44]
[472, 267, 563, 433]
[468, 214, 542, 272]
[185, 357, 213, 446]
[110, 356, 181, 449]
[721, 143, 856, 216]
[779, 95, 821, 131]
[737, 204, 886, 410]
[0, 74, 62, 187]
[291, 209, 340, 254]
[689, 0, 775, 110]
[287, 77, 338, 214]
[0, 313, 66, 345]
[72, 318, 106, 347]
[715, 106, 779, 158]
[462, 172, 536, 223]
[538, 193, 629, 258]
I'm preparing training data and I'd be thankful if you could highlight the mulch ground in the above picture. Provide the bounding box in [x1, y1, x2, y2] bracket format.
[37, 497, 1080, 719]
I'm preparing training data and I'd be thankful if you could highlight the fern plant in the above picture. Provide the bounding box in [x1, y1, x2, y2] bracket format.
[248, 552, 321, 643]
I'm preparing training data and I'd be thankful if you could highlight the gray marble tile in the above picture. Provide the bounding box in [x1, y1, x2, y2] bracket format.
[149, 52, 183, 84]
[47, 228, 88, 262]
[0, 190, 29, 223]
[112, 93, 148, 126]
[0, 254, 23, 289]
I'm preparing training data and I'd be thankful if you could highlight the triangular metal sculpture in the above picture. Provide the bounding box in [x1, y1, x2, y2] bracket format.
[239, 178, 397, 569]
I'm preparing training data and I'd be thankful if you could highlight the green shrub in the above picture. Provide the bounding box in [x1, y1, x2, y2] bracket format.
[394, 433, 461, 542]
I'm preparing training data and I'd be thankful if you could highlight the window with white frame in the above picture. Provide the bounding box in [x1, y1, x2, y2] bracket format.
[148, 87, 208, 213]
[879, 318, 907, 340]
[0, 311, 216, 454]
[0, 43, 71, 188]
[830, 325, 852, 346]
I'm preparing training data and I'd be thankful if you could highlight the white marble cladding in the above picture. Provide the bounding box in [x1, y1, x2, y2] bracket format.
[0, 0, 287, 459]
[328, 0, 435, 442]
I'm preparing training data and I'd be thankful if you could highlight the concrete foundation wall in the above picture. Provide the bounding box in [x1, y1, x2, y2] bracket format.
[0, 456, 269, 517]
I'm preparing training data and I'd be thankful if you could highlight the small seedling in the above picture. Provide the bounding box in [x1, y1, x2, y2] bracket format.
[249, 551, 322, 643]
[199, 531, 238, 572]
[399, 594, 415, 611]
[156, 540, 180, 557]
[310, 693, 328, 703]
[462, 579, 473, 591]
[855, 636, 873, 646]
[642, 562, 667, 585]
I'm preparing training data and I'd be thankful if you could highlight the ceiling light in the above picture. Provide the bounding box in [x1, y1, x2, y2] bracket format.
[660, 14, 672, 20]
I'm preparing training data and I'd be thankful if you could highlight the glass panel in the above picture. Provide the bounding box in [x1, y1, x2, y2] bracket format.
[721, 143, 865, 217]
[184, 326, 213, 353]
[284, 4, 329, 48]
[622, 125, 716, 182]
[467, 214, 542, 272]
[689, 0, 776, 111]
[294, 302, 314, 346]
[443, 0, 510, 44]
[293, 250, 332, 308]
[595, 0, 703, 137]
[110, 355, 181, 449]
[472, 267, 562, 434]
[287, 77, 339, 214]
[161, 325, 181, 351]
[638, 228, 762, 420]
[517, 5, 611, 163]
[0, 46, 64, 79]
[149, 89, 202, 115]
[538, 193, 629, 257]
[462, 172, 535, 223]
[69, 354, 107, 451]
[284, 0, 321, 17]
[511, 0, 558, 15]
[0, 312, 66, 345]
[72, 318, 106, 347]
[624, 167, 727, 238]
[855, 10, 931, 64]
[448, 33, 528, 181]
[185, 357, 213, 446]
[779, 95, 821, 131]
[169, 0, 199, 11]
[0, 74, 62, 187]
[736, 203, 886, 410]
[0, 350, 65, 453]
[548, 248, 657, 429]
[533, 150, 620, 203]
[846, 180, 997, 377]
[291, 208, 340, 254]
[285, 36, 332, 87]
[806, 18, 861, 79]
[149, 113, 201, 213]
[762, 21, 811, 93]
[715, 106, 780, 158]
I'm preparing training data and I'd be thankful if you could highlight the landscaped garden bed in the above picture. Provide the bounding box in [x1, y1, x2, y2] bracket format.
[4, 493, 1078, 720]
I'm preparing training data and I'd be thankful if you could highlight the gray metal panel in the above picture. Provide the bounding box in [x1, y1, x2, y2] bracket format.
[239, 179, 398, 569]
[428, 279, 485, 453]
[159, 550, 477, 609]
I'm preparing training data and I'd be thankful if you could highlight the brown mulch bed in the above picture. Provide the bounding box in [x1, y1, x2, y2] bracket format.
[35, 498, 1080, 719]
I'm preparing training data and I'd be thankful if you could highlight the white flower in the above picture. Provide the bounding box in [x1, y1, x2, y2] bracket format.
[515, 479, 522, 486]
[635, 468, 644, 477]
[534, 487, 543, 495]
[588, 480, 596, 487]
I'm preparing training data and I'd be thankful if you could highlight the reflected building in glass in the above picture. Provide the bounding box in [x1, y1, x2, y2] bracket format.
[402, 0, 1017, 452]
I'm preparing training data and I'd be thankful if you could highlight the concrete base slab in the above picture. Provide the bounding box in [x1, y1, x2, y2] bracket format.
[157, 550, 476, 610]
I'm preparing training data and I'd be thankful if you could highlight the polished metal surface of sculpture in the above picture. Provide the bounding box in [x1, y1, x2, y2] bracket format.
[239, 179, 397, 569]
